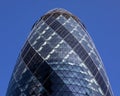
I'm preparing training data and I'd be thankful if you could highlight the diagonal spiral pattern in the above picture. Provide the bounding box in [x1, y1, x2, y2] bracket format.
[6, 8, 113, 96]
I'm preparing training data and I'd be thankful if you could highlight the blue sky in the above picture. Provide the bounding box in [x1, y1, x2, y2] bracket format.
[0, 0, 120, 96]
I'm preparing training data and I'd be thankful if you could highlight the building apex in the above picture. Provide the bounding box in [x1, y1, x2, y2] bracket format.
[46, 8, 72, 14]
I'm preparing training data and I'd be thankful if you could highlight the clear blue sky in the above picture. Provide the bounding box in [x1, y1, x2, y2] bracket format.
[0, 0, 119, 96]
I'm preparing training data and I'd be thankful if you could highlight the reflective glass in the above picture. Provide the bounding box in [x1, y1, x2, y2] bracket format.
[57, 15, 67, 24]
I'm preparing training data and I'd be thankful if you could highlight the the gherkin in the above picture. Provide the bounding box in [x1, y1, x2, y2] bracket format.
[6, 8, 113, 96]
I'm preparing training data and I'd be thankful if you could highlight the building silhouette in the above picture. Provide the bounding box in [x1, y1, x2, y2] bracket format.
[6, 9, 113, 96]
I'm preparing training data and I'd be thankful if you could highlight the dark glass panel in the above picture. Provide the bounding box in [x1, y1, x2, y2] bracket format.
[23, 46, 36, 64]
[28, 53, 43, 73]
[51, 83, 63, 92]
[74, 44, 83, 54]
[45, 16, 55, 25]
[106, 91, 111, 96]
[21, 41, 30, 58]
[34, 61, 52, 84]
[34, 61, 54, 95]
[85, 56, 97, 76]
[56, 25, 69, 38]
[43, 76, 53, 94]
[95, 72, 107, 94]
[74, 43, 88, 61]
[64, 34, 78, 48]
[50, 71, 64, 85]
[79, 49, 88, 60]
[92, 66, 98, 76]
[12, 88, 21, 96]
[24, 90, 31, 96]
[50, 20, 61, 30]
[100, 80, 107, 94]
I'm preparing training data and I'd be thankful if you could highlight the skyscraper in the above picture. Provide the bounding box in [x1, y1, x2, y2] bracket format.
[6, 8, 113, 96]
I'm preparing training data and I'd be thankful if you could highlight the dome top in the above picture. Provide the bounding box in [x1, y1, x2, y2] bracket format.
[32, 8, 86, 30]
[43, 8, 82, 26]
[46, 8, 72, 15]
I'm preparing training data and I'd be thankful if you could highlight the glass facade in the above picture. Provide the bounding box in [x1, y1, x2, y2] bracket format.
[6, 8, 113, 96]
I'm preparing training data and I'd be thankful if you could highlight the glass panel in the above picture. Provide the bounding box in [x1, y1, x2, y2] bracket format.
[48, 33, 62, 48]
[64, 33, 78, 48]
[21, 41, 30, 58]
[68, 17, 78, 27]
[28, 53, 43, 73]
[72, 29, 83, 41]
[76, 26, 85, 36]
[64, 22, 74, 32]
[56, 25, 69, 38]
[45, 16, 55, 25]
[57, 15, 67, 24]
[81, 40, 92, 53]
[33, 37, 45, 50]
[55, 41, 72, 58]
[18, 69, 32, 90]
[14, 61, 26, 81]
[23, 46, 36, 64]
[65, 52, 82, 66]
[34, 61, 52, 84]
[85, 56, 97, 76]
[39, 43, 52, 58]
[42, 27, 54, 40]
[37, 23, 48, 33]
[74, 44, 88, 61]
[50, 20, 61, 31]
